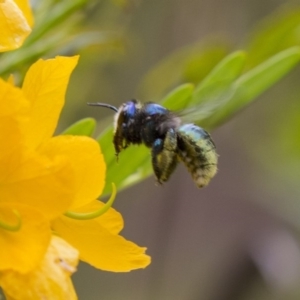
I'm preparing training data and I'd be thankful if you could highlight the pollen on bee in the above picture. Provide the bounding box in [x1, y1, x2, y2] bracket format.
[193, 173, 209, 188]
[192, 164, 218, 188]
[181, 151, 187, 157]
[195, 180, 206, 188]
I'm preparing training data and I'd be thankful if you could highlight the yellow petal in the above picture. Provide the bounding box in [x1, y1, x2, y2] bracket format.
[53, 216, 151, 272]
[0, 115, 23, 180]
[0, 152, 76, 219]
[0, 78, 28, 117]
[14, 0, 34, 27]
[22, 56, 79, 149]
[40, 135, 106, 208]
[0, 235, 78, 300]
[0, 78, 29, 179]
[0, 203, 51, 273]
[70, 200, 124, 234]
[0, 0, 31, 52]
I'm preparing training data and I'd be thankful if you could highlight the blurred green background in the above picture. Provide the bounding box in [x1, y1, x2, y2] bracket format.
[4, 0, 300, 299]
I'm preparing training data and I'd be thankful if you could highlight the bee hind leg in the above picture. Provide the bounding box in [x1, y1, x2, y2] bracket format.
[151, 129, 178, 185]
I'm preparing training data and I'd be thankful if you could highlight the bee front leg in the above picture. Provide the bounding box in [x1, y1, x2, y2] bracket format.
[151, 129, 178, 185]
[113, 132, 129, 162]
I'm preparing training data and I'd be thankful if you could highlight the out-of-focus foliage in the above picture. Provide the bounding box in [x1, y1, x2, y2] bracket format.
[137, 41, 230, 101]
[0, 0, 121, 79]
[186, 47, 300, 129]
[249, 93, 300, 195]
[138, 6, 300, 100]
[245, 6, 300, 68]
[228, 6, 300, 231]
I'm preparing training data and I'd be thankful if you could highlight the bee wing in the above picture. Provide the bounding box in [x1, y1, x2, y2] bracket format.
[179, 83, 238, 130]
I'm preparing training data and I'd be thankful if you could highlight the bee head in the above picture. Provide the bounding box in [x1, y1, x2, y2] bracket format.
[87, 99, 142, 132]
[88, 100, 143, 155]
[113, 99, 143, 133]
[87, 100, 140, 116]
[117, 99, 141, 118]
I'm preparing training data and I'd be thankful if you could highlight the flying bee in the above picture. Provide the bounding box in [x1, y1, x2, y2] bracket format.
[88, 100, 218, 188]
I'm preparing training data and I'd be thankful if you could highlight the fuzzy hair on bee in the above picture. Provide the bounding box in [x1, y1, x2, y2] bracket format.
[88, 99, 218, 188]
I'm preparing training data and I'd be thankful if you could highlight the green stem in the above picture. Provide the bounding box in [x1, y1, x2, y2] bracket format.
[64, 183, 117, 220]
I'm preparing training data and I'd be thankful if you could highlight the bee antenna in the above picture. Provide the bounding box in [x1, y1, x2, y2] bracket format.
[87, 102, 118, 112]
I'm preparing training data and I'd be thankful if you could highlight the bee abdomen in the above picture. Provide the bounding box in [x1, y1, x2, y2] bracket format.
[177, 124, 218, 188]
[181, 157, 217, 188]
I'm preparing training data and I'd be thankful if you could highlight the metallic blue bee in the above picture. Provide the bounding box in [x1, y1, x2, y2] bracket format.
[88, 100, 218, 188]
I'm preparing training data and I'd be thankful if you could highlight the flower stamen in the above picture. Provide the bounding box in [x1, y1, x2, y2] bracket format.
[64, 183, 117, 220]
[0, 209, 22, 232]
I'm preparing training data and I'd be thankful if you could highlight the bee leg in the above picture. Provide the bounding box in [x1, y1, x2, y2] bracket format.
[151, 129, 178, 185]
[113, 136, 130, 162]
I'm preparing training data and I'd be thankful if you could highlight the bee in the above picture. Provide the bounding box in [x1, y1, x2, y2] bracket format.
[88, 100, 218, 188]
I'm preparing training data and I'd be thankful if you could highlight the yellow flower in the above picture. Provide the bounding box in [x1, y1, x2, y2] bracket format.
[44, 132, 150, 272]
[0, 235, 79, 300]
[21, 55, 151, 272]
[47, 112, 151, 272]
[0, 54, 150, 299]
[0, 0, 33, 52]
[0, 56, 79, 274]
[0, 55, 80, 298]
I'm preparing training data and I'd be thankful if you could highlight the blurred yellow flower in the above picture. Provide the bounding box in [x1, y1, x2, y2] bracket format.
[0, 54, 150, 298]
[0, 0, 33, 52]
[0, 235, 79, 300]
